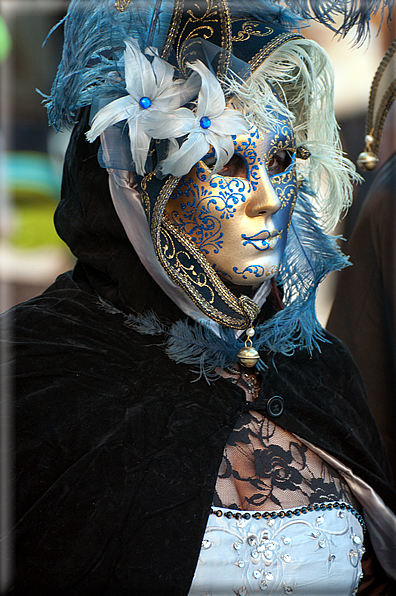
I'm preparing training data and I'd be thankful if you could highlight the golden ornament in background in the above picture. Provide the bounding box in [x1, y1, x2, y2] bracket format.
[356, 151, 379, 171]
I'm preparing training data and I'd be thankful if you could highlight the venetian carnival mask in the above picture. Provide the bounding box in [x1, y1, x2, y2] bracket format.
[45, 0, 365, 373]
[165, 121, 297, 286]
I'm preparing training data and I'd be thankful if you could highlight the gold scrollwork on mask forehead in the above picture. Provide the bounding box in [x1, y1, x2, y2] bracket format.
[114, 0, 132, 12]
[232, 21, 274, 43]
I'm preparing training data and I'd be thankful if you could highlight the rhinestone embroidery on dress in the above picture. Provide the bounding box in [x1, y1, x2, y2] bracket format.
[189, 504, 365, 596]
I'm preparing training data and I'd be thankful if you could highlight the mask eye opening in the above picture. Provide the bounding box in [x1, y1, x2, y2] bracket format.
[268, 150, 295, 179]
[201, 153, 248, 180]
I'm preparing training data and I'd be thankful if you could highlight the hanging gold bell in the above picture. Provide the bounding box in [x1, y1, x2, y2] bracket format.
[237, 346, 260, 367]
[237, 327, 260, 368]
[356, 151, 379, 171]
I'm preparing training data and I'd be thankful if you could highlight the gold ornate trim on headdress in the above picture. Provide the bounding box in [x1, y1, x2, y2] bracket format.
[249, 31, 303, 72]
[232, 21, 274, 43]
[357, 38, 396, 171]
[161, 0, 232, 77]
[114, 0, 132, 12]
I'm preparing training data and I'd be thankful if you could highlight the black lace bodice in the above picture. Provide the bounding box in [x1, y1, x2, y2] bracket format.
[214, 369, 357, 511]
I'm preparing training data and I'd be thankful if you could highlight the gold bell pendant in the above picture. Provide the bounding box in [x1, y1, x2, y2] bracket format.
[237, 327, 260, 368]
[356, 151, 379, 171]
[357, 134, 379, 171]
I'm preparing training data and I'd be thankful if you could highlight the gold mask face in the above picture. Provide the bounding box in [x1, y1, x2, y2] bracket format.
[165, 122, 297, 286]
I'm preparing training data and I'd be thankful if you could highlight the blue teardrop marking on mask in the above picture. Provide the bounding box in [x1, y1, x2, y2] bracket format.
[200, 116, 211, 129]
[139, 97, 152, 109]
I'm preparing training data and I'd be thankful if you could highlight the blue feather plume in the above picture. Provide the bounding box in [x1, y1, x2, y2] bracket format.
[44, 0, 174, 130]
[121, 310, 250, 381]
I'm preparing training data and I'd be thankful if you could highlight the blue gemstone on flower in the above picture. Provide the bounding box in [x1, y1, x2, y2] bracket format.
[200, 116, 211, 129]
[139, 97, 152, 109]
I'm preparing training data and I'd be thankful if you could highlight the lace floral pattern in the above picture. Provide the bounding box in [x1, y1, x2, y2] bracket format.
[214, 410, 357, 511]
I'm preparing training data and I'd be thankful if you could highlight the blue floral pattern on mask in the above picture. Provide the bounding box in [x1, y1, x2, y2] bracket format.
[165, 119, 297, 285]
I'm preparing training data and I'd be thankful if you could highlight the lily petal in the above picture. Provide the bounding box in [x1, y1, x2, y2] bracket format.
[86, 96, 138, 142]
[124, 40, 156, 102]
[168, 137, 179, 156]
[161, 132, 210, 177]
[155, 72, 201, 111]
[209, 132, 235, 173]
[128, 117, 152, 176]
[142, 107, 196, 139]
[150, 51, 175, 89]
[209, 109, 249, 136]
[187, 61, 225, 120]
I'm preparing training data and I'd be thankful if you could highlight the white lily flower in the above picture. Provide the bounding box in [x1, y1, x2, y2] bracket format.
[86, 40, 199, 176]
[143, 60, 250, 177]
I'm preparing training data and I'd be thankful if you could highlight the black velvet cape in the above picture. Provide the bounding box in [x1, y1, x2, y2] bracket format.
[3, 110, 396, 594]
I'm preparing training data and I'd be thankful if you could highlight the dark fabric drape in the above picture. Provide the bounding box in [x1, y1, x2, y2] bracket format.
[328, 153, 396, 483]
[3, 109, 395, 594]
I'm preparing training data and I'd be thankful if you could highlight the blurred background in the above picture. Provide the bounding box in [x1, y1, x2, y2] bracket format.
[0, 0, 395, 319]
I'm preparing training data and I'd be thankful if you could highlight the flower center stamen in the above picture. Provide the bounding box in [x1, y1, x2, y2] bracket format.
[200, 116, 211, 129]
[139, 97, 152, 109]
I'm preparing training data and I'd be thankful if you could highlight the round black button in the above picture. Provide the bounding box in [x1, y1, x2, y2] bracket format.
[266, 395, 284, 417]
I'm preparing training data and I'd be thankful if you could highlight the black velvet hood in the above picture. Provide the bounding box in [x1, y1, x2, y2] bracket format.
[4, 108, 396, 594]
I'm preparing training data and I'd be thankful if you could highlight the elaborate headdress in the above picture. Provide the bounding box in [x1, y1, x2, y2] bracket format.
[45, 0, 393, 377]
